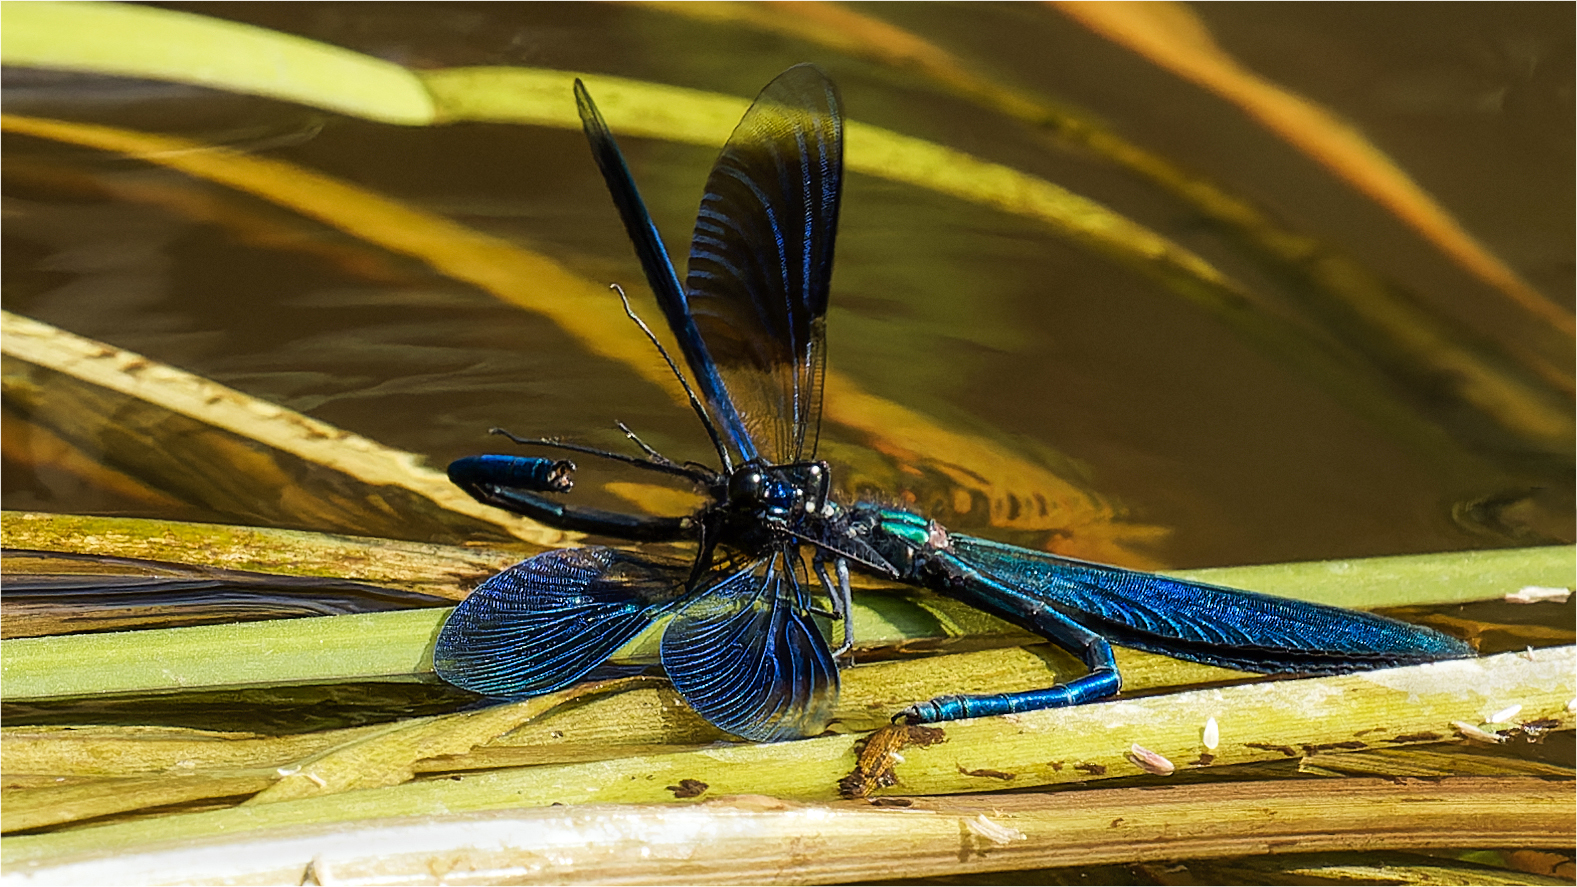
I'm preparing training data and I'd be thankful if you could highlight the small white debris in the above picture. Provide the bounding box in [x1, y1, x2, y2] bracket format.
[1505, 586, 1571, 604]
[302, 855, 331, 886]
[1129, 743, 1175, 776]
[1202, 717, 1220, 750]
[1452, 721, 1506, 744]
[306, 772, 328, 788]
[1488, 704, 1523, 724]
[965, 813, 1026, 845]
[276, 766, 301, 777]
[1520, 646, 1538, 661]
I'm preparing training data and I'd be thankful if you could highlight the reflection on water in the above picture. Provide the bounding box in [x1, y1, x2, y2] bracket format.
[2, 683, 478, 733]
[1, 549, 450, 638]
[3, 4, 1571, 570]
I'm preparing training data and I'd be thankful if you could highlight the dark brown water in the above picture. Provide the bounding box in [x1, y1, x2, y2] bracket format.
[3, 2, 1572, 569]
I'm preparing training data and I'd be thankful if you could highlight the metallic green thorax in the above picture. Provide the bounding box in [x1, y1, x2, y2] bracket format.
[873, 508, 934, 549]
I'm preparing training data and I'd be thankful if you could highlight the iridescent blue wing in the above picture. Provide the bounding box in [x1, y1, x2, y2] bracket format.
[685, 64, 843, 464]
[660, 551, 839, 741]
[434, 547, 688, 698]
[949, 535, 1473, 672]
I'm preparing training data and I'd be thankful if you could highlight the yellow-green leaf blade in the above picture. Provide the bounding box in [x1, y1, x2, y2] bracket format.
[0, 1, 435, 125]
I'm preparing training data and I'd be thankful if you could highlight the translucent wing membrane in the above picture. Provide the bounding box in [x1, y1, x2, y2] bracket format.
[685, 64, 844, 464]
[950, 535, 1473, 672]
[434, 547, 689, 698]
[660, 549, 839, 741]
[574, 80, 753, 462]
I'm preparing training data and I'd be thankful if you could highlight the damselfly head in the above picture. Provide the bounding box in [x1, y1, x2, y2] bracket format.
[727, 461, 831, 523]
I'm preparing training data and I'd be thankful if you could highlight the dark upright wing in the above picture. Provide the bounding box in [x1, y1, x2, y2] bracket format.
[660, 553, 838, 741]
[433, 547, 688, 698]
[684, 64, 843, 464]
[575, 80, 755, 462]
[949, 535, 1474, 673]
[576, 66, 843, 465]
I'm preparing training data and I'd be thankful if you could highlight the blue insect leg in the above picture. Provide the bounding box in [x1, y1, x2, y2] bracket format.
[899, 551, 1122, 724]
[449, 457, 692, 542]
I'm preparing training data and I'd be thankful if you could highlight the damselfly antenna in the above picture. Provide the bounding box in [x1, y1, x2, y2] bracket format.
[611, 283, 735, 473]
[616, 420, 681, 467]
[489, 427, 710, 482]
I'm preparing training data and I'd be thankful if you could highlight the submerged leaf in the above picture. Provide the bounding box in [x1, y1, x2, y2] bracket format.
[2, 309, 562, 546]
[1055, 1, 1568, 337]
[0, 1, 434, 125]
